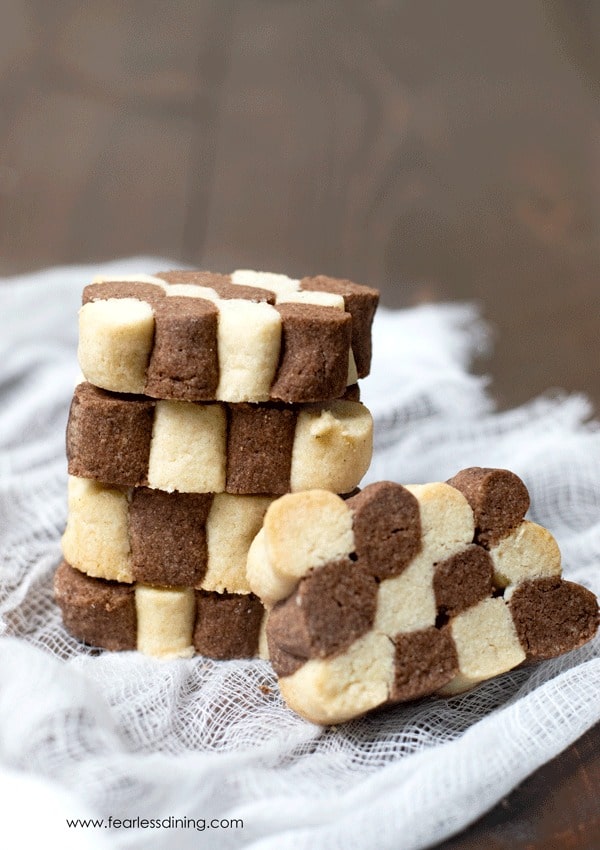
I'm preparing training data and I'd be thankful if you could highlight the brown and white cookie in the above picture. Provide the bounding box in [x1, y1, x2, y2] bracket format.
[66, 383, 373, 495]
[78, 270, 379, 403]
[54, 560, 264, 660]
[247, 468, 598, 724]
[62, 476, 273, 593]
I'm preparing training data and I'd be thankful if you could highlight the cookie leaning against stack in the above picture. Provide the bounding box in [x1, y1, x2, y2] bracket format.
[247, 467, 599, 724]
[55, 269, 379, 659]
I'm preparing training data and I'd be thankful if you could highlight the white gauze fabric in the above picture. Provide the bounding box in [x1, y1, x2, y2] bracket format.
[0, 258, 598, 850]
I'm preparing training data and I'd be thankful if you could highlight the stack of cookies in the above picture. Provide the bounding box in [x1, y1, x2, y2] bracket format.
[55, 269, 379, 660]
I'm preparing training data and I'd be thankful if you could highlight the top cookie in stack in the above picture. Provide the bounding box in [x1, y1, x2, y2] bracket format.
[78, 269, 379, 403]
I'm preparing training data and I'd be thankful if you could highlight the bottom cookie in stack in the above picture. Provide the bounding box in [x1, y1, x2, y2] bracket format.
[54, 561, 265, 659]
[247, 468, 599, 724]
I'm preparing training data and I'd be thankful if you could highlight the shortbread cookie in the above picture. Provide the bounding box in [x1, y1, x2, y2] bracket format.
[67, 383, 373, 495]
[54, 561, 264, 659]
[62, 476, 273, 593]
[78, 270, 379, 403]
[247, 468, 598, 724]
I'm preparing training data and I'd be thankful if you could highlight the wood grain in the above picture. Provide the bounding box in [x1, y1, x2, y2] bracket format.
[441, 724, 600, 849]
[1, 1, 599, 846]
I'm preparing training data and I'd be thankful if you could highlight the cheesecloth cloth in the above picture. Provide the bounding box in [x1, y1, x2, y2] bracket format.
[0, 259, 598, 850]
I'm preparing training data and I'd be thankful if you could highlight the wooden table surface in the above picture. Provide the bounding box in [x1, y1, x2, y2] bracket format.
[2, 1, 599, 846]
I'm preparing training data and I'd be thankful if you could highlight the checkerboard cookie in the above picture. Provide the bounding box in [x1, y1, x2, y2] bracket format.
[67, 383, 372, 495]
[247, 468, 598, 724]
[62, 476, 273, 593]
[54, 560, 264, 659]
[78, 270, 379, 403]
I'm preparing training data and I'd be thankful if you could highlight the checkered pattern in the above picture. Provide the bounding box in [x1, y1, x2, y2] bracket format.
[62, 476, 274, 593]
[78, 269, 378, 402]
[54, 561, 265, 660]
[67, 383, 372, 495]
[248, 469, 598, 724]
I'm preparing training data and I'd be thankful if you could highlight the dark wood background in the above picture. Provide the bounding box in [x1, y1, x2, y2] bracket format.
[2, 1, 599, 846]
